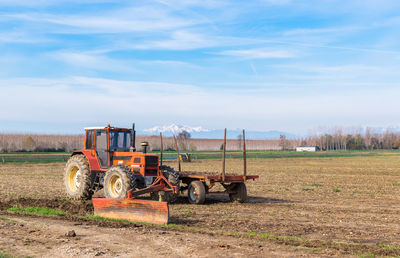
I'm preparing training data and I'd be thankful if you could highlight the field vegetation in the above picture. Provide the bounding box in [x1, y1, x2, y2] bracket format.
[1, 149, 398, 164]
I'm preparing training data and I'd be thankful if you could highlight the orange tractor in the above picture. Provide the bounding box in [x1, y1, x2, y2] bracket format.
[64, 124, 178, 224]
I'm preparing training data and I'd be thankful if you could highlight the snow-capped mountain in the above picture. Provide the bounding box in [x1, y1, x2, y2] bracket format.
[140, 124, 296, 139]
[143, 124, 209, 134]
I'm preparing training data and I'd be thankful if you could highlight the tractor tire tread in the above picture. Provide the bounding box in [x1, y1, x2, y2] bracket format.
[64, 154, 93, 200]
[158, 165, 180, 203]
[104, 166, 134, 199]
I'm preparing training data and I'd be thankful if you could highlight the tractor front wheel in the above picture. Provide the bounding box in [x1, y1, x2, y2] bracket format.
[229, 183, 247, 203]
[64, 154, 93, 200]
[104, 166, 134, 199]
[188, 181, 206, 204]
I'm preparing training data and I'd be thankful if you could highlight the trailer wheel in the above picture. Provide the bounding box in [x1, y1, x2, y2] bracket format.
[229, 183, 247, 203]
[188, 181, 206, 204]
[64, 154, 93, 200]
[104, 166, 134, 199]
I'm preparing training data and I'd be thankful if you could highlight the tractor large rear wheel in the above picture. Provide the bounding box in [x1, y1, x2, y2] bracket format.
[64, 154, 93, 200]
[151, 166, 180, 203]
[104, 166, 134, 199]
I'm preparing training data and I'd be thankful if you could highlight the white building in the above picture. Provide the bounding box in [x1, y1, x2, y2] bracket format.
[296, 146, 318, 152]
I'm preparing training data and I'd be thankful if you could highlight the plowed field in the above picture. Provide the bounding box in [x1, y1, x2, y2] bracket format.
[1, 154, 400, 257]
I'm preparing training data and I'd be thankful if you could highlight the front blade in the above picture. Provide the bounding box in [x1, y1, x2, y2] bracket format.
[92, 198, 169, 224]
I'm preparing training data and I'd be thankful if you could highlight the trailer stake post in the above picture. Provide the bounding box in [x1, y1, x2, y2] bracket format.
[222, 128, 227, 182]
[173, 135, 181, 172]
[243, 129, 247, 181]
[160, 132, 163, 167]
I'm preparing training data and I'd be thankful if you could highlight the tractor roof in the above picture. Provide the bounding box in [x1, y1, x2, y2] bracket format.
[84, 126, 107, 130]
[84, 126, 130, 131]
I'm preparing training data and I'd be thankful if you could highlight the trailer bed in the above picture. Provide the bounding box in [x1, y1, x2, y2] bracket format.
[179, 171, 259, 182]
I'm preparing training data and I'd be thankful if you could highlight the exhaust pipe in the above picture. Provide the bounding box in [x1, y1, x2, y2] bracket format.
[130, 123, 136, 152]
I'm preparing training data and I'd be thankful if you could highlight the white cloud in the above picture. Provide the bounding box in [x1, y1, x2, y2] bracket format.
[48, 51, 141, 73]
[217, 48, 296, 59]
[283, 26, 365, 37]
[0, 76, 400, 133]
[0, 31, 50, 44]
[131, 30, 219, 50]
[2, 7, 200, 34]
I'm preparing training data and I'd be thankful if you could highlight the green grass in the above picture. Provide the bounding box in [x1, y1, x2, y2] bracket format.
[0, 252, 12, 258]
[0, 152, 70, 164]
[152, 149, 400, 161]
[7, 206, 66, 216]
[311, 183, 322, 187]
[182, 210, 194, 216]
[87, 215, 132, 223]
[0, 149, 398, 164]
[333, 187, 341, 193]
[0, 216, 18, 223]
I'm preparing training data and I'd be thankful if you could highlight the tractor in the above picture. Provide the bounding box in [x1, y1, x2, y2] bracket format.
[64, 124, 178, 224]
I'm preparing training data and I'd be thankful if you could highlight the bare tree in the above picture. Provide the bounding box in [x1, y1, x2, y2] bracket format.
[177, 130, 191, 151]
[279, 134, 288, 150]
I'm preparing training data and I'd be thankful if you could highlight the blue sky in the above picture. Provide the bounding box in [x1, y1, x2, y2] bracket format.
[0, 0, 400, 135]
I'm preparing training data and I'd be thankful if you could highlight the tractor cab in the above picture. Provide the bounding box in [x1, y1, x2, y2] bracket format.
[83, 125, 132, 169]
[76, 124, 159, 179]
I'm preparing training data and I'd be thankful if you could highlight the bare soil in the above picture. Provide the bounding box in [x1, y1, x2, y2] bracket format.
[1, 155, 400, 257]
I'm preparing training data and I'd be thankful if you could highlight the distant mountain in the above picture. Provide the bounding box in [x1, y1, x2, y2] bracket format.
[144, 124, 209, 134]
[140, 124, 296, 139]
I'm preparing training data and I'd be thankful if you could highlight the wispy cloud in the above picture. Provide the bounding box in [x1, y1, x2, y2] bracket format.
[48, 51, 140, 73]
[0, 31, 49, 43]
[217, 48, 296, 59]
[131, 30, 218, 50]
[1, 4, 203, 34]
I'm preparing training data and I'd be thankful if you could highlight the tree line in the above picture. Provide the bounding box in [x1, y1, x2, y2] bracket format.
[297, 128, 400, 151]
[0, 128, 399, 153]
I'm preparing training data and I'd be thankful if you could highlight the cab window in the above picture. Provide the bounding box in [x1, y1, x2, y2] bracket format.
[109, 131, 131, 151]
[85, 130, 94, 149]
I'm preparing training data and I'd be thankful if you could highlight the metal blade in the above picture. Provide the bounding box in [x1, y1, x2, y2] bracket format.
[92, 198, 169, 224]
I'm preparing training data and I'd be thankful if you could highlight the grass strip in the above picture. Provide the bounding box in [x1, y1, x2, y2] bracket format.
[0, 252, 12, 258]
[7, 206, 67, 216]
[1, 150, 399, 164]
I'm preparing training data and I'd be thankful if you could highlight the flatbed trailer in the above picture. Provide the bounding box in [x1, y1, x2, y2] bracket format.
[161, 128, 259, 204]
[178, 171, 259, 204]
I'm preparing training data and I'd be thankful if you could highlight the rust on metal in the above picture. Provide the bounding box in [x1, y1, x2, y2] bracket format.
[207, 175, 259, 181]
[222, 128, 227, 182]
[243, 129, 247, 181]
[92, 198, 169, 224]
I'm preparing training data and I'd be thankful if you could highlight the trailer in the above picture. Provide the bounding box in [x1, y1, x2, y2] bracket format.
[161, 129, 259, 204]
[179, 171, 259, 204]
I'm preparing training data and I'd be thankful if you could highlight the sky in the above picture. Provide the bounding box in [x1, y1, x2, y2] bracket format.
[0, 0, 400, 135]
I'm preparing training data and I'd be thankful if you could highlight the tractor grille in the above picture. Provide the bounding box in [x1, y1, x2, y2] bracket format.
[145, 156, 158, 168]
[145, 169, 157, 176]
